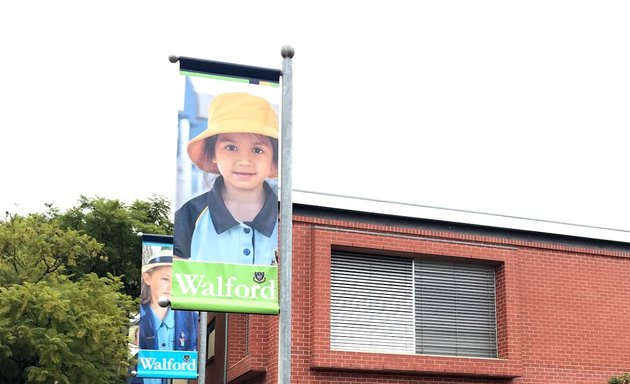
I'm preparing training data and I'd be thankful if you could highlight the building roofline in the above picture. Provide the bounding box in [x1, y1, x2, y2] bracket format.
[292, 190, 630, 251]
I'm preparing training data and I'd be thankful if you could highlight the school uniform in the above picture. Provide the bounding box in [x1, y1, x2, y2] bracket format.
[174, 176, 278, 265]
[138, 304, 198, 351]
[137, 304, 198, 384]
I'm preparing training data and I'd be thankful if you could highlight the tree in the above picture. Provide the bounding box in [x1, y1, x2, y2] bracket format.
[0, 213, 135, 384]
[0, 214, 103, 285]
[54, 195, 173, 297]
[0, 274, 134, 384]
[610, 373, 630, 384]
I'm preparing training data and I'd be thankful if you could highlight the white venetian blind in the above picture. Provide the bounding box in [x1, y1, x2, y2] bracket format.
[330, 251, 415, 353]
[415, 260, 497, 357]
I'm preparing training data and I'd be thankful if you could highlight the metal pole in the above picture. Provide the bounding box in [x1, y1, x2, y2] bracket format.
[278, 45, 294, 384]
[223, 314, 229, 384]
[197, 312, 207, 384]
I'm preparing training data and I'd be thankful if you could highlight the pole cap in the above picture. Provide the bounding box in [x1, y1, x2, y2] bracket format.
[281, 45, 295, 59]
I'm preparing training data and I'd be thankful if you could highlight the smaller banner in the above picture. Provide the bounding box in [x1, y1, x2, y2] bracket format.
[136, 350, 198, 379]
[136, 234, 199, 380]
[171, 259, 279, 314]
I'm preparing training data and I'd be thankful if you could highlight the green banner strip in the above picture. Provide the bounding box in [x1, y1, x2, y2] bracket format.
[171, 259, 279, 315]
[180, 70, 249, 83]
[179, 70, 280, 87]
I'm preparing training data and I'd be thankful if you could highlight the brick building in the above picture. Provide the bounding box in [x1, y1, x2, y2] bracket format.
[201, 197, 630, 384]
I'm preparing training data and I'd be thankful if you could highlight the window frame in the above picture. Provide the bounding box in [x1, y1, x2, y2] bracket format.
[309, 226, 522, 378]
[330, 251, 499, 358]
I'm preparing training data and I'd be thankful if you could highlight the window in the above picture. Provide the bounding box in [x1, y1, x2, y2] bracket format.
[331, 251, 497, 358]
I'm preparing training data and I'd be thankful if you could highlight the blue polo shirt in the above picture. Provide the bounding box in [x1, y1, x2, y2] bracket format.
[152, 308, 175, 350]
[174, 177, 278, 265]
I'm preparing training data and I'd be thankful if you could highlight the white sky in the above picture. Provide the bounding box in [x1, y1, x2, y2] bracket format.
[1, 1, 628, 238]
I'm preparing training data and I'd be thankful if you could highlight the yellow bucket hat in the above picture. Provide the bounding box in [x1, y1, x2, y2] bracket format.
[187, 92, 279, 173]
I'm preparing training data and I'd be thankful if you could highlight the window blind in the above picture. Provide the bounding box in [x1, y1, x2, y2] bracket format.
[330, 251, 498, 358]
[330, 252, 415, 353]
[415, 260, 497, 357]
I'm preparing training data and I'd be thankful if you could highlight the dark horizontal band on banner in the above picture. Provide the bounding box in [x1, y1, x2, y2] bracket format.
[141, 233, 173, 245]
[178, 56, 281, 84]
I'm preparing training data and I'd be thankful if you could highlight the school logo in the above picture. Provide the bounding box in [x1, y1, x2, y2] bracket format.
[183, 355, 191, 362]
[253, 271, 266, 284]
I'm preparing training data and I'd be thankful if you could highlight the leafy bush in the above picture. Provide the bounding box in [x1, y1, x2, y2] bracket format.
[610, 373, 630, 384]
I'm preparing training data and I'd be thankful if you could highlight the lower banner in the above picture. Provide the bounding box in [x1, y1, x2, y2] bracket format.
[137, 350, 198, 379]
[170, 259, 279, 314]
[135, 234, 199, 381]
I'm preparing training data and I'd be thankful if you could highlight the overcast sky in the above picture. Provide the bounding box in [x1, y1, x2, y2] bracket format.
[1, 1, 628, 238]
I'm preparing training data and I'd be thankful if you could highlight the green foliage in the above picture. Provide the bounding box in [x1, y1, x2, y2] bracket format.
[0, 273, 135, 384]
[54, 195, 173, 297]
[0, 195, 174, 382]
[610, 373, 630, 384]
[0, 214, 103, 285]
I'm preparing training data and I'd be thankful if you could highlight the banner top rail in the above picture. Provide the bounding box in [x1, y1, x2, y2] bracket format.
[139, 233, 173, 244]
[170, 55, 281, 83]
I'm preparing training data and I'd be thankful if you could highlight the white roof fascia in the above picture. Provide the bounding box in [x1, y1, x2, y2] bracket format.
[292, 190, 630, 244]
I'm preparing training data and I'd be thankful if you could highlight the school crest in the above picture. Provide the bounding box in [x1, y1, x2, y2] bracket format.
[253, 271, 267, 284]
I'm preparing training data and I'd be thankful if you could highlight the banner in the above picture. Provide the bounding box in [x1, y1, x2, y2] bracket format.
[172, 260, 278, 314]
[136, 350, 197, 379]
[172, 58, 281, 314]
[135, 234, 199, 380]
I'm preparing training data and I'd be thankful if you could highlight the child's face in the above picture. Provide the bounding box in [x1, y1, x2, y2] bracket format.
[143, 265, 172, 302]
[212, 133, 276, 192]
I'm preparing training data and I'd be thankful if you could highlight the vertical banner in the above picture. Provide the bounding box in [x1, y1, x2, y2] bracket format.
[172, 58, 282, 314]
[136, 234, 199, 380]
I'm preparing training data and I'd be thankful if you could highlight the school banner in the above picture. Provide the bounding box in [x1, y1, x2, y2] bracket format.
[172, 57, 281, 314]
[172, 260, 278, 313]
[135, 234, 199, 380]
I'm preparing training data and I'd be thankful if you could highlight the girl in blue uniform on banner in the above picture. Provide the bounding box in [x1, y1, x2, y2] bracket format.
[139, 248, 198, 378]
[174, 92, 278, 266]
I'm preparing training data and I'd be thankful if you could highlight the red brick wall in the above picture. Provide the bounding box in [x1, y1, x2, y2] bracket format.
[215, 214, 630, 384]
[227, 314, 248, 366]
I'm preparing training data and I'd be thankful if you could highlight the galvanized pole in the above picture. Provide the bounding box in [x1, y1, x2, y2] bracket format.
[197, 312, 207, 384]
[223, 314, 229, 384]
[278, 45, 294, 384]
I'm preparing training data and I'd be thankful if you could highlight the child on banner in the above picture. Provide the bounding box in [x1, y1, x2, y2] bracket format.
[139, 249, 198, 354]
[174, 92, 278, 265]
